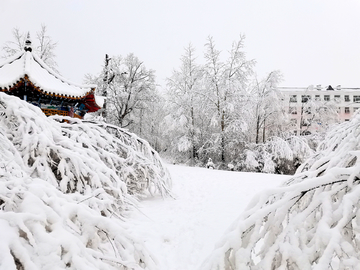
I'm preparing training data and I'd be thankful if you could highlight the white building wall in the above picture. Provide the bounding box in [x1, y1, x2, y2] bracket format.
[279, 85, 360, 135]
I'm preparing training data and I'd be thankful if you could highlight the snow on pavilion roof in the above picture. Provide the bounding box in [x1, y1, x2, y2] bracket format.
[0, 49, 96, 99]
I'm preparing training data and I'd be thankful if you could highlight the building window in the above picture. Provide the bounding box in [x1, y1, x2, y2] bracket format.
[301, 120, 310, 127]
[334, 95, 340, 103]
[290, 95, 297, 102]
[345, 107, 350, 114]
[315, 95, 321, 101]
[301, 130, 311, 136]
[354, 96, 360, 103]
[290, 119, 297, 126]
[324, 95, 330, 101]
[289, 107, 297, 114]
[302, 95, 310, 103]
[303, 107, 311, 114]
[345, 95, 350, 102]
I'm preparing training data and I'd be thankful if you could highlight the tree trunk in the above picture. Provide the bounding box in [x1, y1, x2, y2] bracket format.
[262, 118, 266, 143]
[255, 115, 261, 144]
[221, 111, 226, 163]
[139, 108, 143, 136]
[190, 106, 196, 165]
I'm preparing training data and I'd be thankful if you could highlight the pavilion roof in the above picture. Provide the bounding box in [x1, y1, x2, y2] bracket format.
[0, 38, 96, 100]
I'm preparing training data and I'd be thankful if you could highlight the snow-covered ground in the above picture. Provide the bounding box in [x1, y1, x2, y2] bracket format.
[128, 164, 289, 270]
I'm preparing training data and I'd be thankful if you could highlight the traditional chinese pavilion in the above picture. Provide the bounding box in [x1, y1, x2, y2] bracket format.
[0, 35, 101, 119]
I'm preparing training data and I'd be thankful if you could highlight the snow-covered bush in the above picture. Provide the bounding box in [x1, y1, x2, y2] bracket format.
[206, 158, 215, 169]
[0, 173, 157, 270]
[235, 136, 313, 174]
[0, 93, 171, 200]
[0, 92, 171, 269]
[58, 118, 172, 198]
[200, 114, 360, 269]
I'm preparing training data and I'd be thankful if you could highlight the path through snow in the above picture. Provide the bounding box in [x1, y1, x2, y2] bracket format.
[128, 164, 289, 270]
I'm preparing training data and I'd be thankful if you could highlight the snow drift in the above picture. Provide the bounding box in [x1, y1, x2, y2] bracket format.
[0, 92, 171, 269]
[200, 113, 360, 269]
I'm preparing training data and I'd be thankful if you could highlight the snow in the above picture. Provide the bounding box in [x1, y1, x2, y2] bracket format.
[0, 90, 287, 269]
[5, 79, 360, 268]
[95, 95, 106, 108]
[128, 164, 288, 270]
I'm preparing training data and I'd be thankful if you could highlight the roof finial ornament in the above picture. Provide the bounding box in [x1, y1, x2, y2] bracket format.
[24, 32, 32, 52]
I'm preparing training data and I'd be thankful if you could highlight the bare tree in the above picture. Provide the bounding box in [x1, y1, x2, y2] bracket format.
[1, 25, 58, 72]
[35, 24, 58, 72]
[1, 28, 24, 57]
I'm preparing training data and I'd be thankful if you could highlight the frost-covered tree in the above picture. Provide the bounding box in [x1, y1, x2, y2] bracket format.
[136, 94, 168, 152]
[0, 92, 171, 269]
[200, 113, 360, 269]
[107, 54, 156, 129]
[202, 35, 255, 163]
[87, 54, 157, 132]
[298, 87, 339, 135]
[248, 71, 287, 143]
[166, 44, 203, 164]
[2, 25, 58, 72]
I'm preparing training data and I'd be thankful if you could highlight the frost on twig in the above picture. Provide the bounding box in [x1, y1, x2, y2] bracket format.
[0, 92, 170, 269]
[200, 114, 360, 270]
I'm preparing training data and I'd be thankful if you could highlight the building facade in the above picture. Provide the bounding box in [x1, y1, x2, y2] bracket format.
[279, 85, 360, 135]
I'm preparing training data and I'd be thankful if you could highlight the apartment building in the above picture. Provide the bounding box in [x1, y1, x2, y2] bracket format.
[279, 85, 360, 135]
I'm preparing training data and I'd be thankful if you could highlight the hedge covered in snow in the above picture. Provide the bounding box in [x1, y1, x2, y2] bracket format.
[200, 112, 360, 269]
[0, 92, 171, 269]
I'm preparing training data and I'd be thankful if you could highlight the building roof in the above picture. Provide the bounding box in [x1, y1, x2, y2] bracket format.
[278, 85, 360, 92]
[0, 37, 96, 100]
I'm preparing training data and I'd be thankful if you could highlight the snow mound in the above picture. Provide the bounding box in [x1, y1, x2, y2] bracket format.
[0, 92, 171, 269]
[200, 114, 360, 269]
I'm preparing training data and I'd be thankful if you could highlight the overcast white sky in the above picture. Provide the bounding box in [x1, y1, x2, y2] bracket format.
[1, 0, 360, 89]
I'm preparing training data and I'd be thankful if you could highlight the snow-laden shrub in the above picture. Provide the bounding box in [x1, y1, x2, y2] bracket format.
[200, 114, 360, 269]
[235, 144, 275, 173]
[235, 136, 313, 174]
[0, 93, 171, 201]
[0, 129, 156, 269]
[0, 92, 171, 269]
[0, 174, 157, 269]
[236, 148, 260, 172]
[57, 118, 172, 198]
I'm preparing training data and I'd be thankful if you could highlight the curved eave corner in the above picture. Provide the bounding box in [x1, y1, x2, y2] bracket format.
[84, 88, 102, 113]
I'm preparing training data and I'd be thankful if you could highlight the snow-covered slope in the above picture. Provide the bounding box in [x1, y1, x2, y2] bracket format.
[0, 92, 171, 269]
[128, 164, 287, 270]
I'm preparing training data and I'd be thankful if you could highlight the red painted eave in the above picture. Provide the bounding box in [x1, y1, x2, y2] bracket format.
[84, 93, 101, 113]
